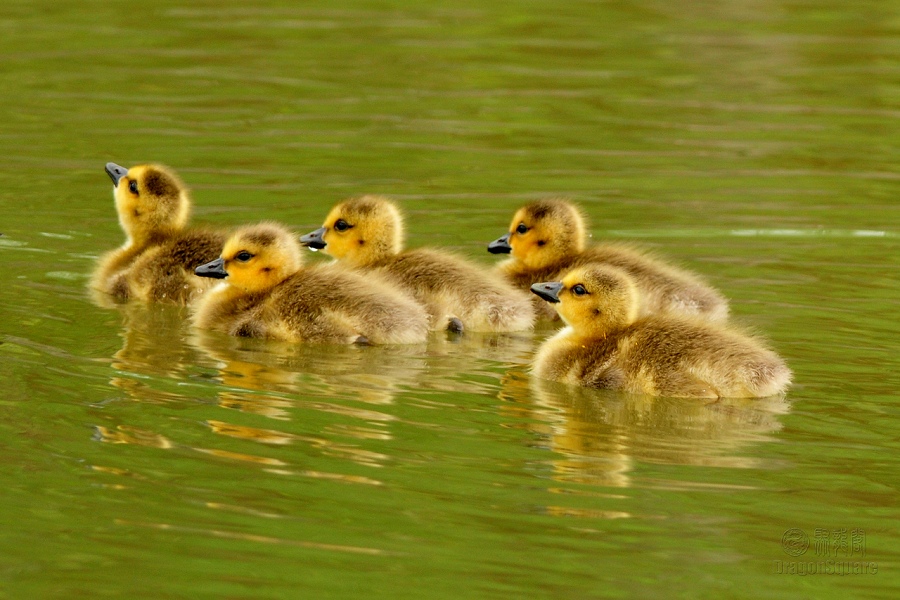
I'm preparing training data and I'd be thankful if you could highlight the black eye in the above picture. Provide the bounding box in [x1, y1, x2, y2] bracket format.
[516, 223, 528, 234]
[571, 284, 588, 296]
[333, 219, 351, 232]
[235, 251, 253, 262]
[128, 180, 138, 194]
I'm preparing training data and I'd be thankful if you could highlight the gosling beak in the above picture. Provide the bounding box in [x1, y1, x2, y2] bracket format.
[300, 227, 327, 250]
[195, 258, 228, 279]
[531, 281, 563, 303]
[105, 162, 129, 187]
[487, 233, 512, 254]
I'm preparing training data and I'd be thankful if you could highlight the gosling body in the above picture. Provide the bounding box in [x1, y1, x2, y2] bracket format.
[531, 265, 790, 398]
[91, 162, 225, 304]
[301, 195, 534, 333]
[194, 222, 429, 344]
[489, 199, 729, 321]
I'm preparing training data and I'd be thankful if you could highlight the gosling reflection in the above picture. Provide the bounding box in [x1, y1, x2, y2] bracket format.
[94, 300, 418, 480]
[93, 424, 174, 449]
[188, 328, 426, 472]
[189, 327, 426, 407]
[191, 325, 538, 400]
[428, 329, 535, 363]
[98, 300, 214, 404]
[416, 330, 535, 395]
[97, 327, 408, 475]
[206, 419, 389, 469]
[500, 370, 790, 489]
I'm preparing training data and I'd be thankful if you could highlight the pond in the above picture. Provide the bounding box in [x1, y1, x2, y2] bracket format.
[1, 1, 897, 597]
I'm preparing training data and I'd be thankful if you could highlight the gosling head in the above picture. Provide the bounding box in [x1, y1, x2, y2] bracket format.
[531, 264, 639, 333]
[300, 195, 404, 267]
[488, 199, 587, 270]
[195, 223, 303, 293]
[105, 162, 190, 245]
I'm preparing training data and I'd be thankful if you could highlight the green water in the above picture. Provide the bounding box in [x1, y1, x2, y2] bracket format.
[1, 0, 898, 597]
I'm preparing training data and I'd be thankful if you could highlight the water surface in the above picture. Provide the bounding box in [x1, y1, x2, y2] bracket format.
[1, 1, 898, 597]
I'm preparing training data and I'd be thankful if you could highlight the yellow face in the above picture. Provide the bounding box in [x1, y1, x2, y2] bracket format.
[505, 201, 586, 270]
[319, 203, 361, 263]
[113, 164, 189, 241]
[507, 207, 550, 269]
[552, 265, 639, 333]
[316, 196, 404, 267]
[217, 226, 302, 293]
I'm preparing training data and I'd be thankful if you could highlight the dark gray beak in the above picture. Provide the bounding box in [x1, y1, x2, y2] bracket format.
[105, 162, 128, 187]
[195, 258, 228, 279]
[487, 233, 512, 254]
[531, 281, 563, 303]
[300, 227, 327, 250]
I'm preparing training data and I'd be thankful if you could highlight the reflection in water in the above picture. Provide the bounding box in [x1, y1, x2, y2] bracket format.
[207, 420, 295, 445]
[189, 329, 305, 421]
[94, 279, 790, 491]
[93, 298, 536, 480]
[189, 327, 423, 405]
[114, 519, 384, 555]
[93, 425, 174, 449]
[500, 370, 790, 491]
[206, 419, 389, 468]
[94, 299, 410, 477]
[95, 295, 545, 484]
[193, 447, 288, 467]
[190, 325, 536, 400]
[450, 330, 537, 360]
[94, 295, 212, 399]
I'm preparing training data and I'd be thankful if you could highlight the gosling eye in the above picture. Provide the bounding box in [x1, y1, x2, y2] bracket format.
[128, 180, 138, 195]
[235, 251, 254, 262]
[571, 284, 588, 296]
[333, 219, 352, 232]
[516, 223, 528, 234]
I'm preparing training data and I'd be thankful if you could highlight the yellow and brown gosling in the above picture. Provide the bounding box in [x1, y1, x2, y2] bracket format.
[488, 199, 729, 322]
[531, 264, 791, 398]
[90, 162, 225, 304]
[301, 195, 534, 333]
[193, 222, 429, 344]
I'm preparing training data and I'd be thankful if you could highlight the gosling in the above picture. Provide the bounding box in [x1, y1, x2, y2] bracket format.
[90, 162, 226, 304]
[300, 195, 534, 333]
[488, 199, 729, 322]
[193, 222, 429, 344]
[531, 264, 791, 398]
